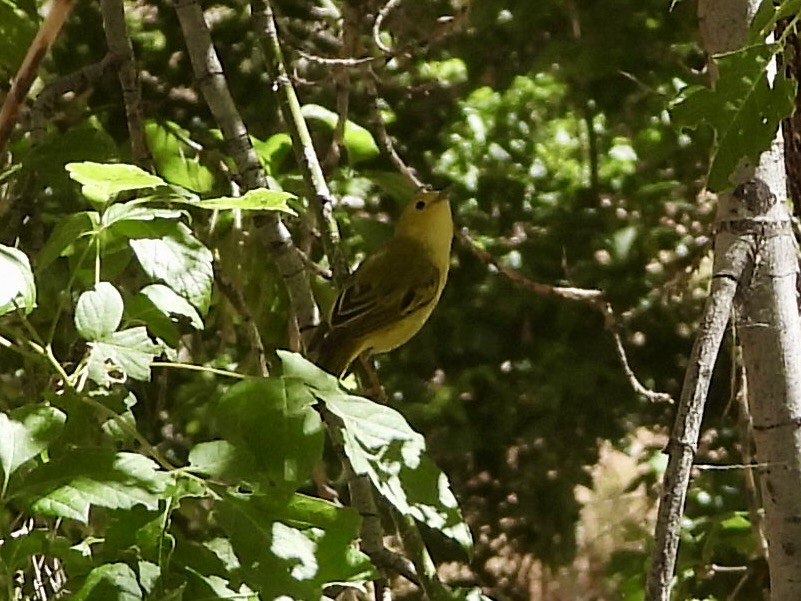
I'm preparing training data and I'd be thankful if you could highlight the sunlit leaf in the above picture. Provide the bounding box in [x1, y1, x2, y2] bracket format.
[145, 120, 217, 194]
[126, 221, 214, 314]
[216, 378, 323, 489]
[279, 351, 473, 553]
[0, 406, 65, 485]
[0, 244, 35, 316]
[71, 562, 143, 601]
[671, 44, 796, 190]
[66, 162, 166, 206]
[75, 282, 124, 341]
[86, 327, 162, 386]
[23, 450, 171, 523]
[193, 188, 297, 214]
[301, 104, 380, 164]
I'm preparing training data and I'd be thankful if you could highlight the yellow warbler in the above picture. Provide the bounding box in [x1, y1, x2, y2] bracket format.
[315, 189, 453, 377]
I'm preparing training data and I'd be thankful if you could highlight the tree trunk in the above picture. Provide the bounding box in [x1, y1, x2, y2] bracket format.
[699, 1, 801, 598]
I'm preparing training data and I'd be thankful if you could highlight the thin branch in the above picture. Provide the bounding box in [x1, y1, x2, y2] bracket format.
[322, 1, 360, 171]
[646, 275, 740, 601]
[373, 0, 403, 54]
[295, 48, 374, 67]
[0, 0, 77, 154]
[171, 0, 319, 342]
[100, 0, 153, 168]
[365, 68, 422, 189]
[30, 53, 121, 142]
[393, 510, 451, 600]
[607, 314, 674, 405]
[251, 0, 349, 287]
[214, 267, 269, 376]
[457, 228, 674, 404]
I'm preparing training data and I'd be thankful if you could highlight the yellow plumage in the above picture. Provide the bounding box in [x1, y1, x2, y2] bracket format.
[315, 189, 453, 377]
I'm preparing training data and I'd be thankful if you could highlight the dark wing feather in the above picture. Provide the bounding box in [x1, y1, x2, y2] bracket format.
[328, 238, 440, 339]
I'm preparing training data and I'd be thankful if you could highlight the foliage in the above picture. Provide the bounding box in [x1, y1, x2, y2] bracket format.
[0, 0, 795, 599]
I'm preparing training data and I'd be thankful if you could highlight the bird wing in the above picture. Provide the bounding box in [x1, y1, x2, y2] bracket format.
[329, 238, 441, 340]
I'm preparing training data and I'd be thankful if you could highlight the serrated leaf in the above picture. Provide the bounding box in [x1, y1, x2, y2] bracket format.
[194, 188, 297, 214]
[0, 406, 65, 486]
[749, 0, 801, 44]
[301, 104, 380, 164]
[278, 351, 473, 553]
[71, 562, 143, 601]
[671, 44, 796, 191]
[0, 244, 36, 316]
[126, 220, 213, 314]
[86, 326, 162, 386]
[22, 450, 171, 523]
[215, 491, 376, 598]
[66, 162, 166, 206]
[37, 211, 99, 271]
[216, 378, 323, 488]
[75, 282, 124, 341]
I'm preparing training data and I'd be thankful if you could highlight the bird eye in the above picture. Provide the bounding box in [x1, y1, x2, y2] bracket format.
[415, 200, 426, 210]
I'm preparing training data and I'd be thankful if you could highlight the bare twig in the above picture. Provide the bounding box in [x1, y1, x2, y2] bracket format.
[100, 0, 152, 168]
[172, 0, 320, 343]
[214, 267, 269, 376]
[646, 272, 740, 600]
[373, 0, 403, 54]
[251, 0, 348, 288]
[457, 228, 674, 404]
[323, 1, 360, 170]
[365, 69, 422, 189]
[30, 53, 120, 142]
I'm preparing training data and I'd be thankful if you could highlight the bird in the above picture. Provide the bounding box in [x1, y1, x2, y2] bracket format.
[314, 189, 453, 377]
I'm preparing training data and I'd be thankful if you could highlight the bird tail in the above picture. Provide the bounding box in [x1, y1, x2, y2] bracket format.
[309, 329, 359, 378]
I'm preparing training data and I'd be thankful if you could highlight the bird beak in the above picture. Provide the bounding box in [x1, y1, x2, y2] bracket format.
[434, 188, 451, 203]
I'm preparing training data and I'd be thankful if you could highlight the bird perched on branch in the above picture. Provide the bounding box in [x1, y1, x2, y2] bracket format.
[314, 189, 453, 377]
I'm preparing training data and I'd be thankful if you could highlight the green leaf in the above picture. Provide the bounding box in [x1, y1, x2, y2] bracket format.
[671, 44, 796, 190]
[216, 377, 324, 489]
[71, 562, 143, 601]
[749, 0, 801, 43]
[0, 406, 66, 485]
[75, 282, 124, 341]
[26, 125, 119, 192]
[215, 491, 375, 597]
[188, 439, 259, 483]
[0, 244, 36, 316]
[102, 202, 184, 228]
[22, 450, 171, 523]
[193, 188, 297, 214]
[126, 283, 203, 348]
[36, 211, 99, 271]
[278, 351, 473, 553]
[186, 568, 259, 600]
[86, 327, 163, 386]
[66, 162, 166, 206]
[253, 133, 292, 175]
[126, 220, 214, 314]
[301, 104, 380, 164]
[145, 120, 217, 194]
[139, 283, 204, 330]
[0, 0, 38, 72]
